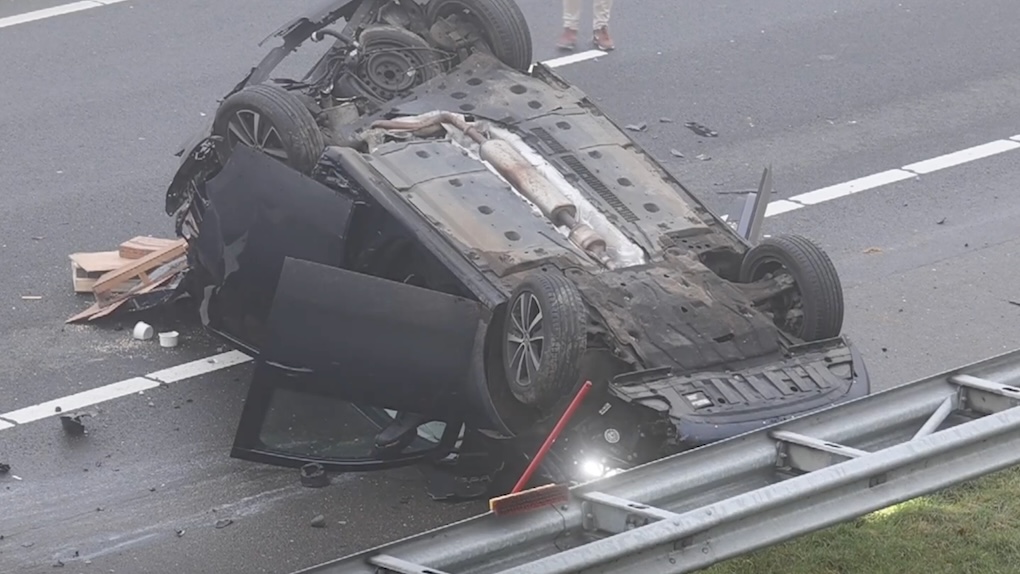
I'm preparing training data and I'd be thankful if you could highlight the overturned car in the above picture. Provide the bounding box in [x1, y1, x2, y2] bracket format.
[164, 0, 870, 498]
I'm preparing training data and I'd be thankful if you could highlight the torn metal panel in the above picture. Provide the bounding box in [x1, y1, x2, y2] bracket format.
[572, 259, 780, 371]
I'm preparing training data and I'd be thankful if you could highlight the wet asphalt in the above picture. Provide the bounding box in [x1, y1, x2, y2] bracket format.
[2, 0, 1020, 572]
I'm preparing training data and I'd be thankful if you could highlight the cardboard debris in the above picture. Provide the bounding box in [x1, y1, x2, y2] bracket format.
[68, 236, 189, 323]
[69, 237, 181, 294]
[119, 236, 181, 260]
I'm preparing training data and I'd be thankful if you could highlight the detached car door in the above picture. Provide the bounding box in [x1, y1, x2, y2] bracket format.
[186, 144, 482, 471]
[230, 256, 489, 471]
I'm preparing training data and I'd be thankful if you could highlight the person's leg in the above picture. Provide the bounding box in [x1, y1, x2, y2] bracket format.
[557, 0, 582, 50]
[592, 0, 615, 51]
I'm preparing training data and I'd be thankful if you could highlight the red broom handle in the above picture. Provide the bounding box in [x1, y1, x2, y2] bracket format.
[510, 380, 593, 494]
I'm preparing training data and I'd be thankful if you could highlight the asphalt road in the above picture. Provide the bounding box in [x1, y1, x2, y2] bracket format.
[2, 0, 1020, 572]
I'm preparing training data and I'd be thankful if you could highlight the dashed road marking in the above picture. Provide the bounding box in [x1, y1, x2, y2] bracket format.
[790, 169, 917, 207]
[901, 139, 1020, 175]
[764, 137, 1020, 217]
[146, 351, 253, 384]
[3, 377, 159, 424]
[542, 50, 606, 68]
[0, 351, 252, 430]
[0, 0, 131, 30]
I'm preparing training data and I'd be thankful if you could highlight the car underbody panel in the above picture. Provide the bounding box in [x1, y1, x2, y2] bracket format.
[609, 336, 870, 446]
[343, 53, 727, 270]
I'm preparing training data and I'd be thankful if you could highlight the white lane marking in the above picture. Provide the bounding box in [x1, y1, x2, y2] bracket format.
[3, 377, 159, 424]
[764, 200, 803, 217]
[146, 350, 253, 383]
[0, 0, 131, 30]
[765, 136, 1020, 217]
[789, 169, 916, 206]
[0, 351, 252, 429]
[543, 50, 606, 68]
[901, 139, 1020, 175]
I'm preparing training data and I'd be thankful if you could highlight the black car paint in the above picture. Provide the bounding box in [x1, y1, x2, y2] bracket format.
[186, 144, 525, 445]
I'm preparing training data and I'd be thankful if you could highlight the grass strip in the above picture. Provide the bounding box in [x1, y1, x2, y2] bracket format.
[701, 465, 1020, 574]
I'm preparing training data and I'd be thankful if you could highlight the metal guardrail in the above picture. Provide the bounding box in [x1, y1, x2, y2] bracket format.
[293, 348, 1020, 574]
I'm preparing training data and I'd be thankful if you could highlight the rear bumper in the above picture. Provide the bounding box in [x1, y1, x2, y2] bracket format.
[610, 336, 871, 447]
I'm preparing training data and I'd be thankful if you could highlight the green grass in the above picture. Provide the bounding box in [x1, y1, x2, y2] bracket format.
[700, 465, 1020, 574]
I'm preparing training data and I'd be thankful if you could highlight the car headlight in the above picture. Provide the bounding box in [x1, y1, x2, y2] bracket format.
[581, 459, 606, 478]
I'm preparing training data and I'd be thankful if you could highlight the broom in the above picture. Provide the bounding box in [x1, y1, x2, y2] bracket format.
[489, 380, 593, 516]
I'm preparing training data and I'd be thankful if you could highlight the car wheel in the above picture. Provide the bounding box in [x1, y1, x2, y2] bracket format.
[739, 234, 844, 341]
[425, 0, 533, 72]
[354, 25, 444, 102]
[502, 271, 587, 407]
[212, 84, 325, 174]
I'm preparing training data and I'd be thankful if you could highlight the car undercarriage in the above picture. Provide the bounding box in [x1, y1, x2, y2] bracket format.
[163, 0, 870, 498]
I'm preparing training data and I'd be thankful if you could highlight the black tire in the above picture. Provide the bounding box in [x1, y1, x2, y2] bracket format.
[356, 25, 444, 101]
[502, 272, 587, 407]
[425, 0, 533, 72]
[212, 84, 325, 175]
[739, 234, 844, 342]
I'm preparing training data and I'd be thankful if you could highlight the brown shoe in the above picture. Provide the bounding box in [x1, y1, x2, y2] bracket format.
[593, 26, 615, 51]
[557, 27, 577, 51]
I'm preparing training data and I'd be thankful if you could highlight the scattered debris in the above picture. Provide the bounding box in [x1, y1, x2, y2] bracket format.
[936, 217, 946, 225]
[60, 413, 88, 436]
[863, 247, 883, 254]
[176, 529, 186, 537]
[159, 330, 180, 348]
[310, 515, 327, 528]
[716, 189, 778, 196]
[685, 121, 718, 137]
[0, 462, 9, 474]
[625, 122, 647, 132]
[214, 518, 234, 529]
[133, 321, 155, 341]
[1008, 300, 1020, 308]
[301, 463, 330, 488]
[22, 542, 34, 548]
[695, 154, 712, 161]
[659, 117, 673, 123]
[20, 295, 42, 301]
[669, 149, 684, 158]
[67, 236, 188, 323]
[52, 560, 65, 568]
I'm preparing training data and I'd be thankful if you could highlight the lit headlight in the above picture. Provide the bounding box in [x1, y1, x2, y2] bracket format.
[581, 459, 606, 478]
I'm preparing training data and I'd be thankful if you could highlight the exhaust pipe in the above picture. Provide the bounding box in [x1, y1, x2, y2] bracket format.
[370, 112, 612, 266]
[477, 139, 609, 264]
